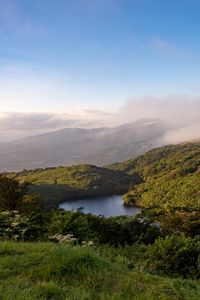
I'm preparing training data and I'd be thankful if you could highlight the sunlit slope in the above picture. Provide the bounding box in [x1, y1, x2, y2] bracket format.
[110, 142, 200, 208]
[14, 164, 130, 207]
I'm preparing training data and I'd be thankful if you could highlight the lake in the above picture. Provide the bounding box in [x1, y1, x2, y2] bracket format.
[59, 195, 141, 217]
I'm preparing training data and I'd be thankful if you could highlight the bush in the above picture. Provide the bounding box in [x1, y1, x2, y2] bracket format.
[0, 210, 47, 241]
[145, 235, 200, 278]
[48, 210, 161, 246]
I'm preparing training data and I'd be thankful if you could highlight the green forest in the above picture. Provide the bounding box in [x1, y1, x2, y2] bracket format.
[1, 142, 200, 299]
[111, 142, 200, 208]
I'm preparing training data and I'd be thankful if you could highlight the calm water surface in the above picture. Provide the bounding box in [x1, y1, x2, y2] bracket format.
[59, 195, 141, 217]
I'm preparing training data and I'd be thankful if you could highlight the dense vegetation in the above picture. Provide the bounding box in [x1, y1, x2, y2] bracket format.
[110, 142, 200, 208]
[1, 176, 200, 298]
[6, 164, 130, 207]
[5, 141, 200, 210]
[2, 142, 200, 298]
[1, 205, 200, 299]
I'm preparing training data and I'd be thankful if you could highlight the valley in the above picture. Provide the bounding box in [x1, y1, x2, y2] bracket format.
[5, 141, 200, 212]
[1, 141, 200, 299]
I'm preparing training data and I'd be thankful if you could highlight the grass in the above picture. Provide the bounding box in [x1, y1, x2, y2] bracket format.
[0, 242, 200, 299]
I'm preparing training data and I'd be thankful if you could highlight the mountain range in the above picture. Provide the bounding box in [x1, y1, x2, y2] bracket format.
[0, 118, 173, 172]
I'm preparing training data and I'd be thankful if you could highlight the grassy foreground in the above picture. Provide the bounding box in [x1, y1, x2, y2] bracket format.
[0, 242, 200, 300]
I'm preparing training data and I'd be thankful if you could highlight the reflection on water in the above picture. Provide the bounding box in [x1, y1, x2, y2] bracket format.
[59, 195, 141, 217]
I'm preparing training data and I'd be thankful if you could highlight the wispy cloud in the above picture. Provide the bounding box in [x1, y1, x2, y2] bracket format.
[151, 38, 188, 58]
[0, 109, 112, 141]
[0, 112, 76, 131]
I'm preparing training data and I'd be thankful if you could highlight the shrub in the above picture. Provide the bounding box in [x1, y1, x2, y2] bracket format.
[48, 210, 161, 246]
[145, 235, 200, 278]
[0, 210, 47, 241]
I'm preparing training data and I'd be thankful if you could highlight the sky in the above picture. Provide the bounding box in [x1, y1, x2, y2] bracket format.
[1, 0, 200, 140]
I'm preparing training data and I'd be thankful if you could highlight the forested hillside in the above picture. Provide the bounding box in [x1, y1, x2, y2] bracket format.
[12, 164, 129, 207]
[110, 142, 200, 208]
[5, 141, 200, 209]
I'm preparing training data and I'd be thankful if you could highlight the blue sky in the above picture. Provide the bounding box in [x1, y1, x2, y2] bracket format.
[0, 0, 200, 113]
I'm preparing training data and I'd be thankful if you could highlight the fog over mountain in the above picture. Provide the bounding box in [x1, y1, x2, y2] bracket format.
[117, 97, 200, 144]
[0, 118, 174, 172]
[1, 97, 200, 172]
[2, 96, 200, 143]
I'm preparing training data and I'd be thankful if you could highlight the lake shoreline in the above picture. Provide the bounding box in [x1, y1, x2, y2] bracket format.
[59, 195, 141, 217]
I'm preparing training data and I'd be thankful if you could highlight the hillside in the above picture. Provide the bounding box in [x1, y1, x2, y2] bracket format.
[1, 241, 200, 300]
[5, 141, 200, 209]
[0, 119, 171, 172]
[110, 142, 200, 208]
[13, 164, 130, 207]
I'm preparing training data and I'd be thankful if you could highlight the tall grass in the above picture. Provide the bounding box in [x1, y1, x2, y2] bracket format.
[0, 241, 200, 299]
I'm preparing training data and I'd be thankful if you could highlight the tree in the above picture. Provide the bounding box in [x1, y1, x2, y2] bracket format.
[0, 176, 29, 210]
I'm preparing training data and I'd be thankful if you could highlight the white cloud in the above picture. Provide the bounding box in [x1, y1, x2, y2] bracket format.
[1, 83, 200, 145]
[0, 112, 77, 131]
[116, 96, 200, 125]
[115, 96, 200, 143]
[0, 109, 112, 141]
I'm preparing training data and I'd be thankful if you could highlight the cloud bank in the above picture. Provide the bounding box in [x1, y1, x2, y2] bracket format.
[1, 96, 200, 144]
[0, 110, 111, 141]
[115, 96, 200, 144]
[117, 97, 200, 125]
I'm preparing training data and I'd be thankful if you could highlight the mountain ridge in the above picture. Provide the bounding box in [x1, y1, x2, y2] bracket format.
[0, 118, 171, 172]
